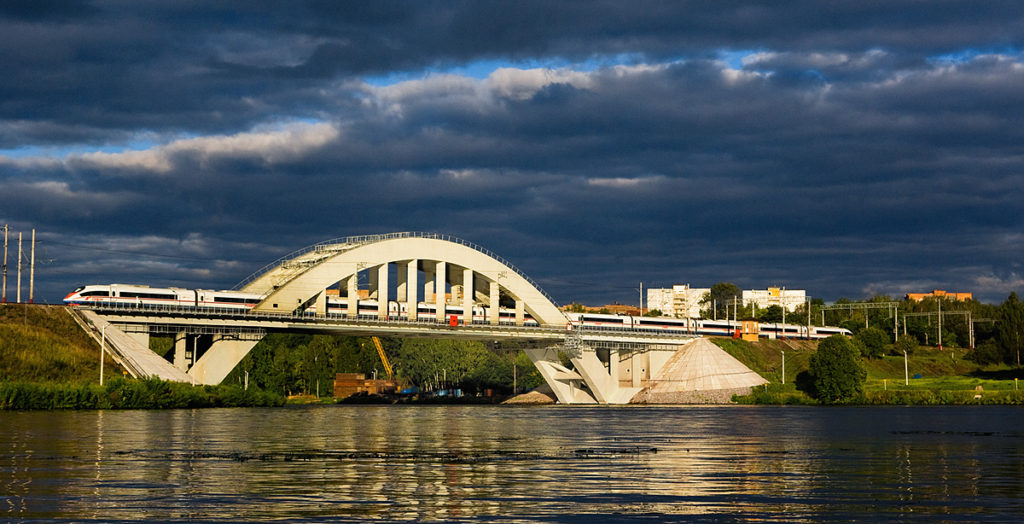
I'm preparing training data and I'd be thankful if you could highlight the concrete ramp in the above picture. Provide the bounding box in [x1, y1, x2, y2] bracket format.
[631, 338, 767, 404]
[70, 309, 192, 383]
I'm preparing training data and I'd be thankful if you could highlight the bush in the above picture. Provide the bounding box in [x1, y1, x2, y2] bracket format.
[0, 378, 284, 410]
[856, 327, 889, 358]
[893, 335, 919, 356]
[968, 339, 1003, 365]
[808, 335, 867, 403]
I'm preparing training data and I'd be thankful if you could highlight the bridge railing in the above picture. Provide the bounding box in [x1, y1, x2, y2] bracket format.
[231, 231, 561, 308]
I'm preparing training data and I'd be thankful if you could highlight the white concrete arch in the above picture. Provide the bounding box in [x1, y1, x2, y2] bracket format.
[241, 233, 566, 327]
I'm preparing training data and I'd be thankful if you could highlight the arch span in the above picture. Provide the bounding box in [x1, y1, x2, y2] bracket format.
[238, 232, 566, 327]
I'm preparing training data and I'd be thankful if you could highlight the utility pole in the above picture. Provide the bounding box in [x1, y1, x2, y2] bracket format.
[937, 298, 943, 350]
[639, 281, 643, 314]
[29, 229, 35, 304]
[781, 350, 786, 384]
[2, 224, 7, 303]
[17, 232, 22, 303]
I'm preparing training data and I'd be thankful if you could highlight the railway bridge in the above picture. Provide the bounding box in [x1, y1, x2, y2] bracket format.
[74, 232, 699, 404]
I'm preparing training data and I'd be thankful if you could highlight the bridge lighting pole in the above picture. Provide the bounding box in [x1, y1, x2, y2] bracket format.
[904, 349, 909, 386]
[100, 325, 106, 386]
[29, 229, 34, 304]
[17, 232, 21, 303]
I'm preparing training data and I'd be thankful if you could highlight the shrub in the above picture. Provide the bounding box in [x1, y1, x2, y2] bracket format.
[856, 327, 889, 358]
[808, 335, 867, 403]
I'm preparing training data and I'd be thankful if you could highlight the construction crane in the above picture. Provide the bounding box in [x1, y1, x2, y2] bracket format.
[372, 336, 394, 379]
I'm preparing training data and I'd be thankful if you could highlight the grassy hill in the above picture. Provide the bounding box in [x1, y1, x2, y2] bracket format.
[0, 303, 118, 383]
[712, 337, 1024, 404]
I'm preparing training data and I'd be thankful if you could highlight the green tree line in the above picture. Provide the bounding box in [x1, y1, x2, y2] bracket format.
[697, 282, 1024, 367]
[221, 334, 545, 397]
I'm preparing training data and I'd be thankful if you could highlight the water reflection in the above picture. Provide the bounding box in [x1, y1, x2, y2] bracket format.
[1, 406, 1022, 520]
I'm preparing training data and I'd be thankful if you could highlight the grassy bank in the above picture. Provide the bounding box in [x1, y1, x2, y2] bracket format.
[0, 303, 115, 382]
[715, 337, 1024, 405]
[1, 304, 283, 410]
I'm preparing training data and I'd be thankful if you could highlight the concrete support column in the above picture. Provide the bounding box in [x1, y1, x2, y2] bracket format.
[174, 332, 188, 371]
[377, 263, 389, 320]
[462, 268, 474, 325]
[631, 352, 640, 388]
[369, 268, 379, 299]
[515, 299, 525, 326]
[407, 259, 418, 321]
[489, 280, 500, 325]
[610, 348, 620, 385]
[435, 262, 447, 323]
[396, 263, 407, 301]
[347, 275, 358, 318]
[423, 263, 435, 305]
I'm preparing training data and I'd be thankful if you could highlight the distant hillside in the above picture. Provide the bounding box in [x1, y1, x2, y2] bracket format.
[0, 304, 119, 383]
[713, 336, 985, 386]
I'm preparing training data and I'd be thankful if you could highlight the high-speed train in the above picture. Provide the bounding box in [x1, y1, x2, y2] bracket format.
[563, 312, 852, 340]
[64, 284, 851, 339]
[63, 284, 538, 325]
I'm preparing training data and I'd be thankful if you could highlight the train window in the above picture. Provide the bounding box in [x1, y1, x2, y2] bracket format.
[80, 290, 110, 297]
[120, 292, 176, 300]
[213, 296, 259, 304]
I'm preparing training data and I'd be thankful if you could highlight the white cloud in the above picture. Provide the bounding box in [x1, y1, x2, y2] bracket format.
[74, 121, 339, 173]
[586, 175, 666, 188]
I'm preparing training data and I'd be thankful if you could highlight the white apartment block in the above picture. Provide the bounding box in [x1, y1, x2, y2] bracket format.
[646, 284, 709, 318]
[742, 287, 806, 312]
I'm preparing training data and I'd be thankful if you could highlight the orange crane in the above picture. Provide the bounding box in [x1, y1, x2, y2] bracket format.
[372, 336, 393, 379]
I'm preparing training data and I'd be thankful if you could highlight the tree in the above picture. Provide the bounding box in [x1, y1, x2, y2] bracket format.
[997, 292, 1024, 367]
[855, 326, 889, 358]
[703, 282, 741, 319]
[808, 335, 867, 403]
[643, 309, 663, 317]
[758, 305, 784, 323]
[893, 334, 918, 356]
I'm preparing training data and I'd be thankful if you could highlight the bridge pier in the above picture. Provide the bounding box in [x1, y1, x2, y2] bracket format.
[462, 267, 473, 324]
[406, 259, 418, 321]
[377, 263, 389, 320]
[173, 332, 191, 372]
[189, 336, 262, 385]
[434, 262, 447, 322]
[347, 275, 358, 318]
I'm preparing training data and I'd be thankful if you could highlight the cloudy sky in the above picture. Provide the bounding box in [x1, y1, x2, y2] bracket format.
[1, 1, 1023, 305]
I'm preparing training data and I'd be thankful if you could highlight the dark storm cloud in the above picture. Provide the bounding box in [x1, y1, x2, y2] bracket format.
[2, 1, 1024, 146]
[2, 2, 1023, 305]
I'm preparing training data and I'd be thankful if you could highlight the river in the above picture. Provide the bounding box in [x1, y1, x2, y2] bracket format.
[2, 405, 1022, 521]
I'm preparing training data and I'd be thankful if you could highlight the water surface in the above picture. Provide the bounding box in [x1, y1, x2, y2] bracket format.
[2, 405, 1022, 521]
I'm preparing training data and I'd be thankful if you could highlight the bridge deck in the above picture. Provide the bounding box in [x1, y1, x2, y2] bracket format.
[81, 304, 699, 346]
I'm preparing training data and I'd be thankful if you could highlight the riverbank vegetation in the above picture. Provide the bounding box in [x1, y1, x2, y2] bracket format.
[0, 304, 283, 410]
[0, 377, 284, 410]
[221, 334, 545, 398]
